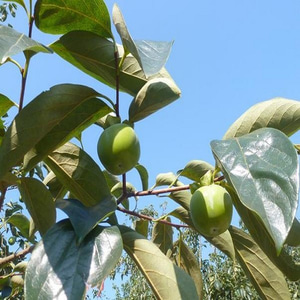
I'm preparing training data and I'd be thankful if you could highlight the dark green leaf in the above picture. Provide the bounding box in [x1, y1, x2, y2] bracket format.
[211, 128, 299, 253]
[119, 226, 199, 300]
[129, 78, 181, 122]
[229, 226, 291, 300]
[178, 160, 215, 182]
[0, 25, 51, 64]
[224, 98, 300, 139]
[25, 220, 123, 299]
[151, 217, 173, 254]
[17, 177, 56, 235]
[171, 239, 203, 299]
[50, 31, 176, 96]
[34, 0, 113, 38]
[6, 213, 31, 240]
[135, 163, 149, 191]
[56, 198, 116, 244]
[0, 84, 110, 179]
[45, 142, 111, 207]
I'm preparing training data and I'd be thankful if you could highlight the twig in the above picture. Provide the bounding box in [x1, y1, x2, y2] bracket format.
[117, 206, 189, 229]
[0, 245, 34, 267]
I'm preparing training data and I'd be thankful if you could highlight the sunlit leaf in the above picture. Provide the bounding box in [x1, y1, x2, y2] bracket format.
[129, 78, 181, 122]
[45, 142, 111, 207]
[178, 160, 215, 182]
[230, 226, 291, 300]
[224, 98, 300, 139]
[211, 128, 299, 253]
[152, 172, 183, 189]
[0, 25, 51, 64]
[6, 213, 31, 240]
[120, 226, 199, 300]
[25, 220, 122, 299]
[135, 163, 149, 191]
[17, 177, 56, 235]
[34, 0, 113, 38]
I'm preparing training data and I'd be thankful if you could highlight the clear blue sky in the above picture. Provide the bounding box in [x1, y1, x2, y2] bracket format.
[1, 0, 300, 298]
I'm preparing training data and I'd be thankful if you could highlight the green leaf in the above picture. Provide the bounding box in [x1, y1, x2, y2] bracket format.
[6, 213, 31, 240]
[169, 190, 191, 211]
[169, 206, 194, 227]
[45, 142, 111, 207]
[119, 226, 199, 300]
[17, 177, 56, 235]
[0, 84, 111, 179]
[224, 98, 300, 139]
[112, 4, 173, 77]
[285, 218, 300, 247]
[152, 172, 183, 188]
[50, 31, 176, 96]
[43, 171, 67, 200]
[23, 87, 112, 172]
[129, 78, 181, 122]
[34, 0, 113, 38]
[25, 220, 123, 299]
[178, 160, 215, 182]
[151, 217, 173, 254]
[134, 219, 149, 238]
[170, 239, 203, 300]
[211, 128, 299, 253]
[135, 163, 149, 191]
[0, 25, 51, 64]
[0, 94, 17, 116]
[229, 226, 291, 300]
[4, 0, 28, 14]
[56, 198, 116, 244]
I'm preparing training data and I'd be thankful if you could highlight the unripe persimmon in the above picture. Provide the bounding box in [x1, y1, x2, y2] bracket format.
[97, 123, 140, 175]
[190, 184, 233, 237]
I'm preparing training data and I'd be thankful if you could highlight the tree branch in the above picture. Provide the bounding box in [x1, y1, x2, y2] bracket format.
[0, 245, 34, 267]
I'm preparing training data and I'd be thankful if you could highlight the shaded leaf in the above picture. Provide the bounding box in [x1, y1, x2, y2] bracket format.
[0, 84, 111, 179]
[169, 190, 191, 211]
[171, 239, 203, 299]
[56, 198, 116, 244]
[224, 98, 300, 139]
[135, 163, 149, 191]
[34, 0, 113, 38]
[229, 226, 291, 300]
[134, 219, 149, 238]
[129, 78, 181, 122]
[119, 225, 199, 300]
[178, 160, 215, 182]
[43, 171, 67, 200]
[17, 177, 56, 235]
[5, 0, 27, 14]
[152, 217, 173, 254]
[170, 206, 194, 227]
[6, 213, 31, 240]
[25, 220, 122, 299]
[211, 128, 299, 253]
[285, 218, 300, 247]
[50, 31, 175, 96]
[0, 25, 51, 64]
[45, 142, 111, 207]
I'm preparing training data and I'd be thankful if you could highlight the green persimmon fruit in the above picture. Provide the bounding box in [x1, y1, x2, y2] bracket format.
[190, 184, 233, 237]
[8, 237, 16, 245]
[97, 123, 140, 175]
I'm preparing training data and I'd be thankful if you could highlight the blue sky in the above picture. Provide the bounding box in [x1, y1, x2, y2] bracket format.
[1, 0, 300, 298]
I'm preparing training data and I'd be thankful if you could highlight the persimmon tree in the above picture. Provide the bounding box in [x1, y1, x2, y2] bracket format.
[0, 0, 300, 299]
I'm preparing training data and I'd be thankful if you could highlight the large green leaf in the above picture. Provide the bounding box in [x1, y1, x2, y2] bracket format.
[211, 128, 299, 253]
[0, 25, 51, 64]
[17, 177, 56, 236]
[170, 239, 203, 300]
[50, 31, 176, 96]
[34, 0, 113, 38]
[151, 217, 173, 254]
[56, 198, 116, 244]
[177, 160, 215, 182]
[119, 226, 199, 300]
[229, 226, 291, 300]
[25, 220, 122, 299]
[112, 4, 173, 77]
[45, 142, 111, 207]
[0, 84, 111, 179]
[129, 78, 181, 122]
[224, 98, 300, 139]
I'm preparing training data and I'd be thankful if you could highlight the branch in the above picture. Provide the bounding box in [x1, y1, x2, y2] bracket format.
[117, 206, 189, 229]
[0, 245, 34, 267]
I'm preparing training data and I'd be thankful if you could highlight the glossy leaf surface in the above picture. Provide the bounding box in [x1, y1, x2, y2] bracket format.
[211, 128, 299, 252]
[25, 221, 122, 299]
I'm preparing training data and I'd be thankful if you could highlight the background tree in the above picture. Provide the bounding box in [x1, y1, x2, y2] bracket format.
[0, 0, 299, 299]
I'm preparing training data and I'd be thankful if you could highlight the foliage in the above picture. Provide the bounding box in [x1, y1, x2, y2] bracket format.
[0, 0, 299, 299]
